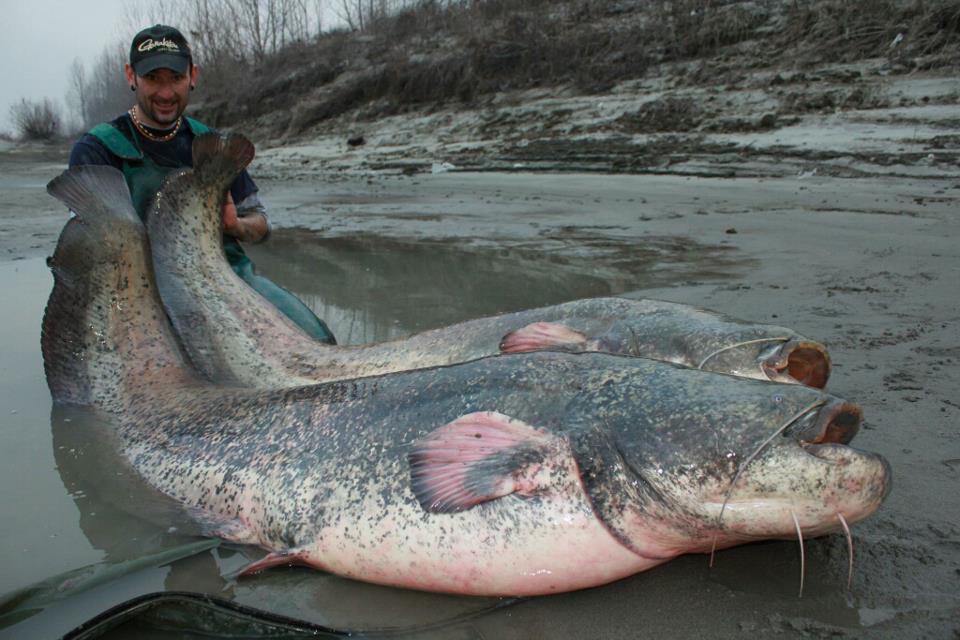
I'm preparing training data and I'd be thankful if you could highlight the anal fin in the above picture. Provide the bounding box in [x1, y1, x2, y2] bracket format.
[238, 550, 313, 577]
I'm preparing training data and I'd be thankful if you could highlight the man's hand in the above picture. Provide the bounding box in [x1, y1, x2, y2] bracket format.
[222, 191, 239, 232]
[222, 192, 269, 243]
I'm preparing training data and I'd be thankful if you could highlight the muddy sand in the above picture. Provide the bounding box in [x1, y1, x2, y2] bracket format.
[0, 68, 958, 637]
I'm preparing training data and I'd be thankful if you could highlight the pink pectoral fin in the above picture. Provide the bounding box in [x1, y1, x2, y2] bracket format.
[408, 411, 560, 513]
[499, 322, 589, 354]
[239, 550, 313, 577]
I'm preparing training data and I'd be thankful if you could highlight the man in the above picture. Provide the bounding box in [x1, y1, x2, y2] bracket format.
[69, 24, 336, 344]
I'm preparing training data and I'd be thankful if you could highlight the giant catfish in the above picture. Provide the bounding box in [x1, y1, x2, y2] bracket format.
[144, 134, 830, 389]
[41, 165, 888, 596]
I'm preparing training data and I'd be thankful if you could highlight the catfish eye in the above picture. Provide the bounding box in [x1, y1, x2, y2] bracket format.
[772, 394, 784, 404]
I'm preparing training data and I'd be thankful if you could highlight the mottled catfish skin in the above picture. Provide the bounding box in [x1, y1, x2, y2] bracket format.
[145, 134, 830, 389]
[42, 166, 888, 596]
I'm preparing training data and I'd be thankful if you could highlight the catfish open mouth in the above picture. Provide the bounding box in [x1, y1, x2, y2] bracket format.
[784, 399, 862, 446]
[762, 340, 831, 389]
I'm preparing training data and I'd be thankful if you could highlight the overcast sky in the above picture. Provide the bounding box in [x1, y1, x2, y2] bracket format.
[1, 1, 342, 136]
[0, 0, 134, 134]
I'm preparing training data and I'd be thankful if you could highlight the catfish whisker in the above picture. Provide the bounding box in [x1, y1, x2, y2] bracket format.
[697, 336, 792, 370]
[717, 399, 827, 526]
[791, 510, 805, 598]
[709, 535, 718, 568]
[837, 511, 854, 592]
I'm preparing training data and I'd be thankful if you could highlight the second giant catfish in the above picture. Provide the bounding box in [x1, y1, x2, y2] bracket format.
[145, 134, 830, 389]
[41, 165, 888, 596]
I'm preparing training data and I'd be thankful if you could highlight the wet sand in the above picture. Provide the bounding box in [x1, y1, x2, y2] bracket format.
[1, 138, 958, 636]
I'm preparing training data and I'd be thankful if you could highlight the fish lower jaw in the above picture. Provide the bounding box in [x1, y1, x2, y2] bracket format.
[701, 496, 884, 541]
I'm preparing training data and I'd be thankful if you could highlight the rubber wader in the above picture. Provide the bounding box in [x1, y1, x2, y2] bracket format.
[88, 118, 336, 344]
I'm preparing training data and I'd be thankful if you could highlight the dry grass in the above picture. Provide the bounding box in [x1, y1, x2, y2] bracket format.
[615, 96, 704, 134]
[781, 0, 960, 62]
[195, 0, 960, 133]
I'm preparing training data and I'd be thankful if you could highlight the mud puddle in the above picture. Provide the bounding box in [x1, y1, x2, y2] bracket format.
[246, 232, 629, 344]
[244, 229, 745, 344]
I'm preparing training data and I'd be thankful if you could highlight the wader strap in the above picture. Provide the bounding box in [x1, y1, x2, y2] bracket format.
[88, 123, 142, 160]
[185, 117, 210, 135]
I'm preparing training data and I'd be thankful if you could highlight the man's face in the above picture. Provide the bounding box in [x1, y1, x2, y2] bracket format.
[124, 64, 198, 127]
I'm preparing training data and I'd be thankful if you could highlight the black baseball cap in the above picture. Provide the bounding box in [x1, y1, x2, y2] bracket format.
[129, 25, 192, 75]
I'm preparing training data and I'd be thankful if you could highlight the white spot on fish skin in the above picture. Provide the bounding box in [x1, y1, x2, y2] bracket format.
[523, 568, 554, 577]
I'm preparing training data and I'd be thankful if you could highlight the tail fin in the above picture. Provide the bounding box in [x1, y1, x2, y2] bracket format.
[145, 134, 256, 387]
[191, 132, 255, 183]
[43, 166, 194, 408]
[147, 132, 254, 276]
[149, 132, 255, 240]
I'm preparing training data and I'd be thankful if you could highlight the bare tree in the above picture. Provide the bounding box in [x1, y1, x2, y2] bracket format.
[184, 0, 322, 65]
[66, 58, 89, 131]
[234, 0, 319, 61]
[336, 0, 421, 31]
[84, 44, 133, 127]
[337, 0, 364, 30]
[120, 1, 187, 36]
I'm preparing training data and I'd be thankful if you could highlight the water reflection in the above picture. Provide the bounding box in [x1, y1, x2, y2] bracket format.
[50, 406, 210, 561]
[245, 232, 638, 344]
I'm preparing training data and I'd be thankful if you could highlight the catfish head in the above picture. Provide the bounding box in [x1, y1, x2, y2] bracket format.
[570, 375, 889, 563]
[697, 337, 831, 389]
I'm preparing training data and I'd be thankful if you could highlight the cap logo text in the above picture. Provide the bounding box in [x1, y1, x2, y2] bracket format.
[138, 38, 180, 53]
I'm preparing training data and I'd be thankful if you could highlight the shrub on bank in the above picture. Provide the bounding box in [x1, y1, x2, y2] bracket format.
[9, 98, 62, 141]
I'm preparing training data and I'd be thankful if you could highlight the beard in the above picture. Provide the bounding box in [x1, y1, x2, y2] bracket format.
[137, 95, 186, 127]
